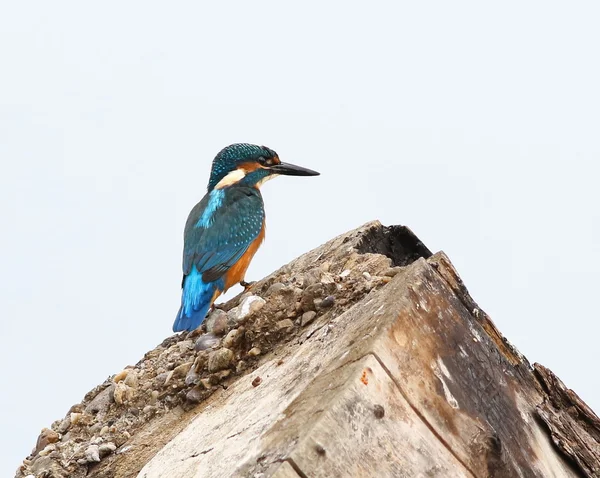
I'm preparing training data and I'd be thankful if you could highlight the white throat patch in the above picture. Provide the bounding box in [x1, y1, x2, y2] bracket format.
[256, 173, 279, 188]
[214, 169, 247, 189]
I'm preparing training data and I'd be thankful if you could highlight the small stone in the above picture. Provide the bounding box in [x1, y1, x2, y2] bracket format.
[300, 284, 324, 312]
[85, 386, 113, 415]
[113, 382, 134, 405]
[143, 405, 155, 415]
[124, 371, 139, 389]
[177, 339, 194, 352]
[320, 261, 331, 272]
[301, 311, 317, 326]
[35, 428, 59, 454]
[89, 423, 102, 435]
[70, 412, 83, 426]
[222, 328, 242, 349]
[149, 390, 159, 404]
[171, 362, 193, 381]
[247, 347, 262, 357]
[266, 282, 286, 296]
[319, 295, 335, 309]
[200, 378, 212, 389]
[195, 333, 220, 351]
[113, 369, 129, 383]
[100, 425, 110, 436]
[362, 271, 372, 280]
[185, 368, 200, 387]
[252, 376, 262, 387]
[38, 444, 56, 456]
[208, 348, 234, 372]
[215, 369, 231, 380]
[234, 295, 266, 323]
[236, 360, 248, 373]
[85, 444, 101, 463]
[205, 309, 229, 335]
[339, 269, 351, 278]
[373, 404, 385, 419]
[226, 307, 240, 326]
[99, 442, 117, 458]
[57, 417, 71, 434]
[186, 386, 206, 403]
[276, 319, 294, 332]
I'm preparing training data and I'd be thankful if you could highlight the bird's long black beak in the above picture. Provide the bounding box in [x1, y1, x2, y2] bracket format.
[269, 162, 320, 176]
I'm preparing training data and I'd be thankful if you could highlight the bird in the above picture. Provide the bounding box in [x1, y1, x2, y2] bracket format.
[173, 143, 320, 332]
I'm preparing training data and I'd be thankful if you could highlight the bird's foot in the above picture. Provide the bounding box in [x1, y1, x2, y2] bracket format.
[240, 280, 255, 291]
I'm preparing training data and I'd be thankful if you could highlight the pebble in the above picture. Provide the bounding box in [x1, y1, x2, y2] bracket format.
[186, 386, 205, 403]
[208, 348, 234, 372]
[149, 390, 159, 404]
[300, 284, 324, 312]
[236, 360, 247, 373]
[195, 333, 220, 351]
[38, 444, 57, 456]
[164, 362, 193, 386]
[85, 386, 113, 415]
[57, 417, 71, 434]
[185, 367, 200, 386]
[301, 311, 317, 326]
[226, 306, 239, 324]
[100, 426, 109, 436]
[177, 340, 194, 352]
[362, 271, 372, 280]
[99, 442, 117, 457]
[319, 295, 335, 309]
[70, 412, 83, 426]
[252, 376, 262, 387]
[339, 269, 351, 278]
[113, 382, 134, 405]
[265, 282, 286, 296]
[222, 328, 242, 349]
[113, 369, 129, 383]
[235, 295, 266, 322]
[247, 347, 262, 357]
[205, 309, 229, 335]
[276, 319, 294, 332]
[85, 444, 101, 463]
[35, 428, 59, 454]
[124, 371, 139, 389]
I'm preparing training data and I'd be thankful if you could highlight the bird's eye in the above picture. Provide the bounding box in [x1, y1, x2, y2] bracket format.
[258, 156, 273, 166]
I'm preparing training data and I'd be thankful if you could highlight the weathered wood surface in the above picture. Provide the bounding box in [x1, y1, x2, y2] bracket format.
[137, 224, 597, 478]
[18, 222, 600, 478]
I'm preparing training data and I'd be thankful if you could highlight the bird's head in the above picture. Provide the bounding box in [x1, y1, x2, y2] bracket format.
[207, 143, 319, 191]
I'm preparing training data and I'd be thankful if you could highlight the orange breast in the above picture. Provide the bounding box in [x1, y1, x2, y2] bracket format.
[224, 221, 266, 290]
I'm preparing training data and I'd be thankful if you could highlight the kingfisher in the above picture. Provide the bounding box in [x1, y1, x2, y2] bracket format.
[173, 143, 320, 332]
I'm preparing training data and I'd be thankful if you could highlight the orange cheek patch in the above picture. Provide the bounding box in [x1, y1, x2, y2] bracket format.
[239, 162, 262, 173]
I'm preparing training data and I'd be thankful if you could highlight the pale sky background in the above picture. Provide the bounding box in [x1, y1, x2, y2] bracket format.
[2, 1, 600, 475]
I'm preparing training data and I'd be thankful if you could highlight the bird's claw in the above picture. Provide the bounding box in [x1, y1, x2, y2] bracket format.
[240, 280, 255, 290]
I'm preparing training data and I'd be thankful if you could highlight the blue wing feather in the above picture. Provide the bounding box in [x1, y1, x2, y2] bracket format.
[173, 187, 264, 332]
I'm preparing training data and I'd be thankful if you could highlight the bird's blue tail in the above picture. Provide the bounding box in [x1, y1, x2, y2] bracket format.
[173, 266, 219, 332]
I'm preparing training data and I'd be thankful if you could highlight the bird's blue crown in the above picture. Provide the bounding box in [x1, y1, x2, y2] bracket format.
[207, 143, 277, 190]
